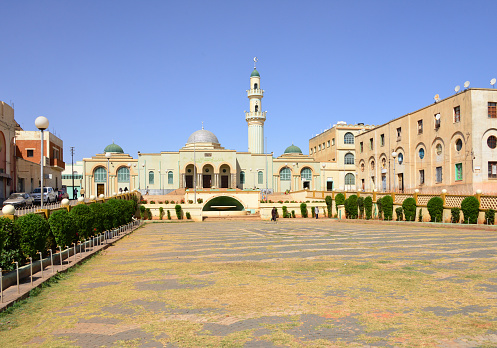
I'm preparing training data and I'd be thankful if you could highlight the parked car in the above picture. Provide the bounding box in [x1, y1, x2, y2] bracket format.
[32, 187, 57, 204]
[3, 192, 34, 208]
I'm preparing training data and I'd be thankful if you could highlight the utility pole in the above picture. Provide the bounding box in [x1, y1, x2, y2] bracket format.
[70, 147, 75, 199]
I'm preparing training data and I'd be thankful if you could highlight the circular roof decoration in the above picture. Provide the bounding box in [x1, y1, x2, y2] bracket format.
[104, 142, 124, 154]
[284, 144, 302, 154]
[250, 68, 260, 77]
[187, 129, 219, 144]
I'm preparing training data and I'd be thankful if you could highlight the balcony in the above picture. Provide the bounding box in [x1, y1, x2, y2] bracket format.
[246, 89, 264, 97]
[245, 111, 267, 121]
[50, 158, 65, 170]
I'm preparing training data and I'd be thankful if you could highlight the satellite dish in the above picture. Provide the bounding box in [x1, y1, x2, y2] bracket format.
[435, 113, 441, 120]
[464, 81, 470, 88]
[491, 78, 496, 86]
[455, 85, 460, 93]
[434, 94, 440, 102]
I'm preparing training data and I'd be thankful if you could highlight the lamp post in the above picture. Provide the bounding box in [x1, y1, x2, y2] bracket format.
[127, 162, 132, 192]
[35, 116, 49, 209]
[391, 151, 398, 193]
[105, 152, 111, 197]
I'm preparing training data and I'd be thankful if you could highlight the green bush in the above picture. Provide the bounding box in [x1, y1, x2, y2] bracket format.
[325, 196, 332, 218]
[402, 197, 416, 222]
[395, 207, 403, 221]
[357, 197, 365, 218]
[377, 197, 383, 219]
[335, 193, 345, 212]
[364, 196, 373, 220]
[451, 207, 460, 223]
[0, 218, 22, 271]
[140, 205, 146, 219]
[291, 210, 296, 218]
[382, 195, 393, 221]
[418, 209, 423, 222]
[48, 210, 77, 248]
[461, 196, 480, 224]
[485, 209, 495, 225]
[185, 212, 191, 219]
[69, 204, 94, 240]
[146, 208, 152, 220]
[427, 197, 444, 222]
[300, 203, 308, 218]
[344, 195, 358, 219]
[167, 210, 171, 220]
[15, 214, 50, 258]
[159, 207, 164, 220]
[175, 204, 182, 220]
[282, 206, 290, 218]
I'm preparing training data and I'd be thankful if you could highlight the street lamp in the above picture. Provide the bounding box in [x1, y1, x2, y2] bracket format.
[105, 152, 111, 197]
[35, 116, 49, 209]
[391, 151, 398, 193]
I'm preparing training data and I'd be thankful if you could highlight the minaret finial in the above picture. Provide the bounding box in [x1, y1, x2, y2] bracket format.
[253, 57, 258, 69]
[202, 121, 204, 130]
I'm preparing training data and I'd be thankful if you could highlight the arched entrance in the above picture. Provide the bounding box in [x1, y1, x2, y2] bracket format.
[202, 196, 245, 212]
[219, 164, 231, 188]
[202, 164, 214, 188]
[185, 164, 196, 189]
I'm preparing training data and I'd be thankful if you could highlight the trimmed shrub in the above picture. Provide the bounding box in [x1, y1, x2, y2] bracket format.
[461, 196, 480, 224]
[0, 218, 21, 271]
[282, 206, 290, 218]
[48, 210, 77, 248]
[300, 203, 308, 218]
[311, 207, 315, 218]
[89, 203, 105, 233]
[418, 208, 423, 222]
[344, 195, 358, 219]
[140, 205, 146, 219]
[335, 193, 345, 212]
[357, 197, 365, 219]
[377, 197, 383, 219]
[364, 196, 373, 220]
[175, 204, 182, 220]
[485, 209, 495, 225]
[167, 210, 171, 220]
[427, 197, 444, 222]
[395, 207, 403, 221]
[159, 207, 164, 220]
[165, 200, 169, 204]
[69, 204, 95, 240]
[382, 195, 393, 221]
[291, 210, 296, 218]
[15, 214, 50, 258]
[146, 208, 152, 220]
[185, 212, 191, 220]
[402, 197, 416, 222]
[451, 207, 460, 223]
[325, 196, 332, 218]
[197, 198, 203, 203]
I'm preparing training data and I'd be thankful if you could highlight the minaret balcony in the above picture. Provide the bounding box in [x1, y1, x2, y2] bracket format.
[246, 89, 264, 97]
[245, 111, 267, 120]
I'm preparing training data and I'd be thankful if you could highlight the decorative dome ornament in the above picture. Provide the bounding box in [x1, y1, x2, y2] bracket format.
[186, 124, 220, 145]
[104, 141, 124, 154]
[284, 144, 303, 154]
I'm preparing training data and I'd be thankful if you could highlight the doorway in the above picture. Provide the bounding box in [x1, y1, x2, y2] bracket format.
[303, 181, 310, 190]
[398, 173, 404, 192]
[203, 175, 212, 188]
[382, 175, 386, 192]
[185, 176, 193, 189]
[97, 184, 104, 196]
[221, 176, 228, 188]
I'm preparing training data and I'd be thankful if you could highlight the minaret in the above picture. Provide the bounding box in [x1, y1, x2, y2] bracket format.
[245, 57, 266, 154]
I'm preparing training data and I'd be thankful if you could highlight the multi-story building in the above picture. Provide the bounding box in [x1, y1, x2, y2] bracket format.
[0, 102, 19, 203]
[309, 122, 375, 191]
[355, 88, 497, 194]
[61, 161, 84, 199]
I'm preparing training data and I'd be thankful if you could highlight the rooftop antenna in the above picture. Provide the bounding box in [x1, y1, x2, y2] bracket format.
[464, 81, 470, 89]
[434, 94, 440, 103]
[454, 85, 460, 94]
[491, 78, 496, 88]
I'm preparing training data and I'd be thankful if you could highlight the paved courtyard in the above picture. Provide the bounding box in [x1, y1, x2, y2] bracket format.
[1, 220, 497, 347]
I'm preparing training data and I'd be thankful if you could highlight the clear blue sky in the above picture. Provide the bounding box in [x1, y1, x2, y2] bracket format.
[1, 1, 496, 163]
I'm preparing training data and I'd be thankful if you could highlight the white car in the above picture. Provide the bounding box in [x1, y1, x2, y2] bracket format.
[32, 187, 57, 204]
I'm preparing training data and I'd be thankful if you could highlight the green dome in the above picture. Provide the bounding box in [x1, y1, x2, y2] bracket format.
[284, 144, 302, 154]
[250, 68, 260, 77]
[104, 142, 124, 154]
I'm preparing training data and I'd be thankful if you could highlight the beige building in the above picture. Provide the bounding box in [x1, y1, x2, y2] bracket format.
[355, 88, 497, 194]
[309, 122, 375, 191]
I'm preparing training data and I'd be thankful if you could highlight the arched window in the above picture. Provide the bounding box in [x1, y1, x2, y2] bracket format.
[280, 167, 291, 181]
[94, 167, 106, 183]
[419, 148, 425, 159]
[344, 153, 355, 165]
[255, 105, 259, 112]
[301, 168, 312, 180]
[240, 171, 245, 184]
[117, 167, 129, 182]
[149, 171, 154, 185]
[344, 173, 355, 185]
[344, 132, 354, 144]
[371, 161, 375, 171]
[398, 153, 404, 164]
[258, 171, 263, 184]
[168, 171, 173, 184]
[254, 83, 258, 89]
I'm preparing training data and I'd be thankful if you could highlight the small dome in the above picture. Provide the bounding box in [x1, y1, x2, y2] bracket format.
[284, 144, 302, 154]
[104, 142, 124, 154]
[250, 68, 260, 77]
[187, 129, 219, 144]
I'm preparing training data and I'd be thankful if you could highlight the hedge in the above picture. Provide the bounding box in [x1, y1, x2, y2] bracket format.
[344, 195, 358, 219]
[300, 203, 308, 218]
[48, 210, 77, 248]
[364, 196, 373, 220]
[402, 197, 416, 222]
[15, 214, 50, 259]
[335, 193, 345, 212]
[325, 196, 332, 218]
[427, 197, 444, 222]
[70, 204, 95, 240]
[382, 195, 393, 221]
[461, 196, 479, 224]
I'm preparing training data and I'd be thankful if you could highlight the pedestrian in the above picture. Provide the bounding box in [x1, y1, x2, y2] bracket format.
[271, 207, 278, 223]
[119, 187, 123, 194]
[80, 187, 85, 197]
[315, 206, 319, 219]
[124, 187, 128, 192]
[73, 187, 78, 199]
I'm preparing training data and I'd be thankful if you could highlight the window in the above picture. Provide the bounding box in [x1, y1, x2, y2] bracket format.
[94, 167, 106, 183]
[360, 142, 363, 153]
[344, 132, 354, 144]
[419, 170, 425, 185]
[254, 83, 258, 89]
[240, 171, 245, 184]
[258, 171, 263, 184]
[371, 161, 375, 171]
[168, 171, 173, 184]
[418, 120, 423, 134]
[280, 168, 291, 181]
[488, 135, 497, 149]
[344, 173, 355, 185]
[344, 153, 355, 165]
[455, 163, 463, 181]
[149, 171, 154, 185]
[398, 153, 403, 164]
[419, 148, 425, 159]
[436, 144, 443, 155]
[314, 146, 317, 153]
[369, 138, 374, 150]
[332, 138, 335, 146]
[396, 127, 402, 141]
[53, 148, 59, 159]
[489, 162, 497, 179]
[456, 139, 463, 152]
[360, 163, 365, 172]
[301, 168, 312, 180]
[318, 144, 321, 151]
[327, 141, 330, 147]
[380, 134, 385, 146]
[254, 105, 259, 112]
[309, 148, 313, 155]
[454, 106, 460, 123]
[434, 113, 441, 129]
[436, 166, 443, 183]
[489, 102, 497, 118]
[381, 158, 386, 168]
[27, 149, 34, 157]
[117, 167, 129, 182]
[322, 142, 325, 150]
